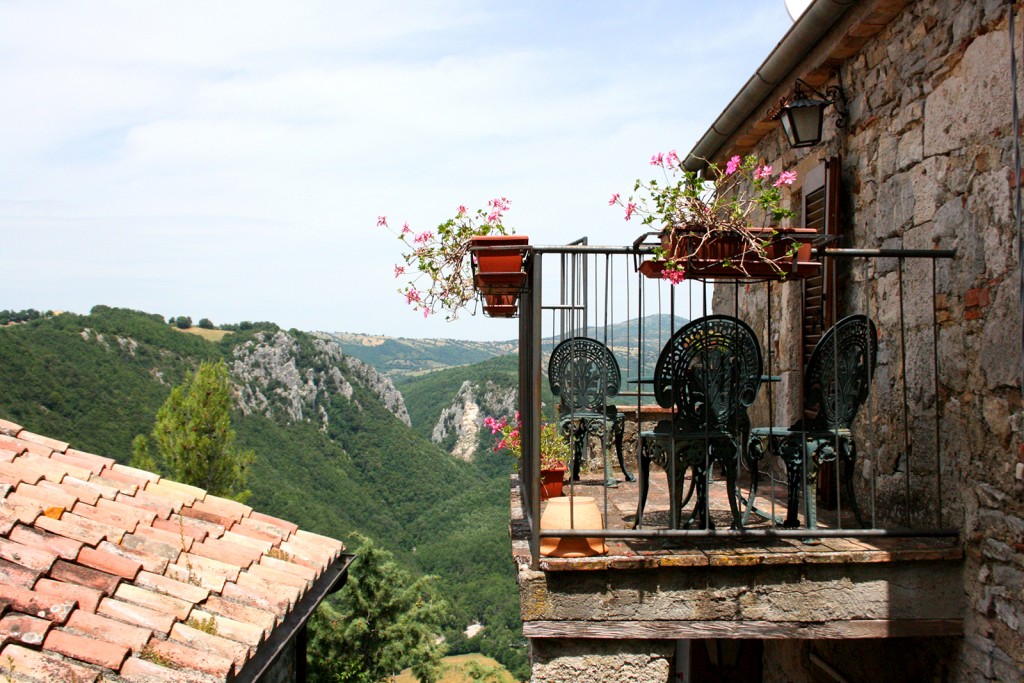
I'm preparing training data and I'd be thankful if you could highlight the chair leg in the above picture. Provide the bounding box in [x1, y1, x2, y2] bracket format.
[782, 443, 803, 529]
[842, 437, 866, 528]
[633, 438, 652, 529]
[613, 417, 634, 482]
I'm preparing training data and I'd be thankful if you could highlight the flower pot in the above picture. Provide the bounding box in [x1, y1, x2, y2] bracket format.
[482, 293, 519, 318]
[540, 462, 567, 499]
[472, 235, 529, 299]
[540, 495, 607, 557]
[640, 227, 820, 281]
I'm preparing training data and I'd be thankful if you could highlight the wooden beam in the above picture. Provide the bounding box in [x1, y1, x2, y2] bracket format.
[523, 619, 963, 640]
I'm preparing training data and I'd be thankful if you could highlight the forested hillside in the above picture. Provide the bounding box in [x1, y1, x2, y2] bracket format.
[0, 306, 527, 677]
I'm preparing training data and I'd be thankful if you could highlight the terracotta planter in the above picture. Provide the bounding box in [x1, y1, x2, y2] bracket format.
[539, 463, 567, 499]
[482, 293, 519, 318]
[639, 227, 820, 281]
[471, 235, 529, 298]
[540, 495, 607, 557]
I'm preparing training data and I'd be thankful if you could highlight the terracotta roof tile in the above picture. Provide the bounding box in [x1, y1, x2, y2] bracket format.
[0, 461, 44, 486]
[0, 584, 74, 623]
[108, 463, 161, 487]
[16, 431, 69, 454]
[143, 480, 198, 506]
[98, 539, 169, 575]
[0, 613, 52, 647]
[36, 511, 125, 545]
[170, 621, 250, 668]
[200, 596, 278, 637]
[134, 570, 209, 605]
[50, 559, 122, 596]
[152, 516, 210, 544]
[0, 536, 59, 573]
[189, 537, 263, 569]
[1, 642, 100, 682]
[66, 475, 122, 502]
[258, 553, 319, 583]
[54, 448, 116, 475]
[88, 473, 139, 496]
[0, 419, 22, 437]
[55, 477, 103, 506]
[16, 481, 78, 510]
[0, 421, 347, 682]
[127, 526, 193, 555]
[77, 545, 143, 580]
[220, 529, 273, 555]
[9, 524, 83, 560]
[45, 628, 130, 670]
[0, 557, 42, 589]
[19, 452, 92, 482]
[120, 489, 180, 518]
[187, 608, 263, 648]
[115, 583, 194, 621]
[142, 637, 235, 679]
[120, 655, 221, 683]
[34, 578, 104, 613]
[97, 596, 177, 634]
[66, 609, 153, 652]
[0, 434, 52, 458]
[247, 510, 298, 535]
[220, 580, 290, 617]
[165, 563, 227, 594]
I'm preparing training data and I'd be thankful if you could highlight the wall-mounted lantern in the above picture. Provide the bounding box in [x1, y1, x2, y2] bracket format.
[776, 77, 847, 148]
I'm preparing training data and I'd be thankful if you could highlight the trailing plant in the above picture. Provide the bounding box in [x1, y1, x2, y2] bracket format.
[379, 198, 516, 320]
[611, 152, 800, 283]
[484, 412, 571, 470]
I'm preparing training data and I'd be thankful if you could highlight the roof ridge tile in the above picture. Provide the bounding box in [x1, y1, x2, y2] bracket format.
[44, 627, 130, 670]
[0, 642, 101, 682]
[16, 431, 69, 454]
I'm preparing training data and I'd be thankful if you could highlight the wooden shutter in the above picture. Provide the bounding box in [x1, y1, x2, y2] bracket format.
[800, 157, 840, 367]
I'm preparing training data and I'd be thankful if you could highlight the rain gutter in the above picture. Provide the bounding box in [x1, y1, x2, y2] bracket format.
[684, 0, 858, 171]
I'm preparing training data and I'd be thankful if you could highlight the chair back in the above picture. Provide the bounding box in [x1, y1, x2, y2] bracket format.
[803, 314, 878, 430]
[548, 337, 621, 416]
[652, 315, 763, 430]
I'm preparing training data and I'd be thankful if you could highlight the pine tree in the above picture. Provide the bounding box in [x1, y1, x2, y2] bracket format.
[151, 360, 253, 502]
[308, 534, 449, 683]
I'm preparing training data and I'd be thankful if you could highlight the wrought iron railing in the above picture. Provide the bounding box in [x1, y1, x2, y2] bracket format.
[516, 241, 958, 567]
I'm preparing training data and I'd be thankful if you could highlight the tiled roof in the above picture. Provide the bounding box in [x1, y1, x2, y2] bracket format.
[0, 418, 349, 682]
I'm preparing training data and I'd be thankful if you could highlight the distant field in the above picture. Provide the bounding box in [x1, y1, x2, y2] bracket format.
[174, 327, 231, 342]
[395, 653, 518, 683]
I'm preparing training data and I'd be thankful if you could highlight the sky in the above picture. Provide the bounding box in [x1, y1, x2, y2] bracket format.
[2, 1, 797, 341]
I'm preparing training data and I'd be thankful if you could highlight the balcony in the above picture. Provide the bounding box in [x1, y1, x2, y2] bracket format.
[509, 239, 964, 659]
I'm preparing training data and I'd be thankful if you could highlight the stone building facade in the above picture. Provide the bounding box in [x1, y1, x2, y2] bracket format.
[705, 0, 1024, 679]
[516, 0, 1024, 680]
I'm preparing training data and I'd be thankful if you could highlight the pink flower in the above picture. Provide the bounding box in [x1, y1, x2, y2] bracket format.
[650, 152, 664, 166]
[665, 150, 680, 167]
[457, 205, 468, 216]
[625, 202, 637, 221]
[754, 165, 773, 180]
[401, 223, 412, 234]
[774, 170, 797, 187]
[725, 155, 741, 175]
[393, 265, 405, 278]
[405, 289, 421, 304]
[608, 193, 620, 206]
[413, 230, 433, 244]
[663, 268, 686, 285]
[422, 308, 430, 318]
[377, 215, 387, 227]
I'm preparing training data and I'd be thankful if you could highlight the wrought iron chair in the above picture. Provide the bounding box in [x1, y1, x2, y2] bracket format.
[633, 315, 763, 530]
[548, 337, 633, 486]
[747, 314, 878, 529]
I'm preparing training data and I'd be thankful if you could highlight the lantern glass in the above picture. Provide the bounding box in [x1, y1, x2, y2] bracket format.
[780, 98, 826, 148]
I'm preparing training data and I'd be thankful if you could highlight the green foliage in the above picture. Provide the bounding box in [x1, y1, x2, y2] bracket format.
[175, 316, 192, 329]
[130, 434, 157, 472]
[198, 318, 214, 329]
[151, 360, 253, 501]
[0, 309, 50, 325]
[308, 534, 449, 683]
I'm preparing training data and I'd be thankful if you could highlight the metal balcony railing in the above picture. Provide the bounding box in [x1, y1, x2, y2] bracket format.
[515, 240, 958, 568]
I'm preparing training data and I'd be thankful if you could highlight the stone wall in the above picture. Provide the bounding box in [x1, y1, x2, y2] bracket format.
[714, 0, 1024, 678]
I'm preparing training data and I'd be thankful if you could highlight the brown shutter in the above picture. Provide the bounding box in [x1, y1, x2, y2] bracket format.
[800, 157, 840, 367]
